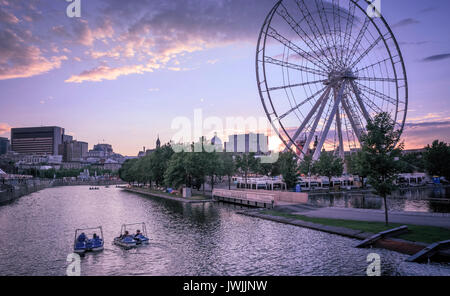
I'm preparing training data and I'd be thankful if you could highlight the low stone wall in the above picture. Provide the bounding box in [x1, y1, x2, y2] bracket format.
[0, 179, 53, 205]
[0, 179, 126, 205]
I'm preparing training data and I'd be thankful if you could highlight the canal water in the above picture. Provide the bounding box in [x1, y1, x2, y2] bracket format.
[0, 186, 449, 276]
[308, 186, 450, 213]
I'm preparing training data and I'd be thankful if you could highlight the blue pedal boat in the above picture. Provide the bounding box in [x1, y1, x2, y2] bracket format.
[113, 222, 149, 249]
[74, 226, 104, 254]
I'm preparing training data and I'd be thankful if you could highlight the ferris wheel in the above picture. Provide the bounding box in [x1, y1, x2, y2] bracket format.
[256, 0, 408, 160]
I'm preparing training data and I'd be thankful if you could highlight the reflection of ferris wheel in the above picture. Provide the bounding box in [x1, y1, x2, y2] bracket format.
[256, 0, 408, 160]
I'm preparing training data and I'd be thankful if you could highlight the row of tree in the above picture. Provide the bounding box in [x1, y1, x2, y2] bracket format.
[120, 112, 450, 225]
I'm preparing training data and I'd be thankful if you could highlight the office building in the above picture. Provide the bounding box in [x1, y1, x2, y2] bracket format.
[59, 140, 88, 162]
[11, 126, 65, 155]
[0, 137, 10, 155]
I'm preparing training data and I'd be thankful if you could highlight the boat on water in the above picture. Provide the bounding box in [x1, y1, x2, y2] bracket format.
[113, 222, 149, 249]
[89, 187, 100, 190]
[74, 226, 104, 254]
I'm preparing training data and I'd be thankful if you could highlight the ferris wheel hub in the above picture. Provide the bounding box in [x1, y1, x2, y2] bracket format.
[324, 68, 357, 85]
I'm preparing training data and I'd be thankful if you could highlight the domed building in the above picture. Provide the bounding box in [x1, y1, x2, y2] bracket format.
[210, 132, 223, 151]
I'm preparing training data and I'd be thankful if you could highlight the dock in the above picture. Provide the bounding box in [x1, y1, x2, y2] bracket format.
[212, 189, 308, 208]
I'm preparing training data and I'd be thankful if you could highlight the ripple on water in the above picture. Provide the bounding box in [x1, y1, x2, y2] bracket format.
[0, 186, 449, 276]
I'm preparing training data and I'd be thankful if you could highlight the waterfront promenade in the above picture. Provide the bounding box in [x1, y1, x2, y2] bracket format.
[276, 205, 450, 229]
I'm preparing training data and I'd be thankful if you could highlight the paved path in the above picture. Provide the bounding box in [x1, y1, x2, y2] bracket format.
[275, 205, 450, 229]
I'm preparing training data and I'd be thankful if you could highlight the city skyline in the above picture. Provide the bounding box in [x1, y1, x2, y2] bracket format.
[1, 0, 450, 155]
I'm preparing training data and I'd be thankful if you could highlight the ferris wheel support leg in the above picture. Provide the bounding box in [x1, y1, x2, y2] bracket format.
[341, 96, 363, 144]
[312, 81, 347, 161]
[334, 87, 345, 160]
[350, 80, 371, 123]
[284, 86, 332, 152]
[299, 89, 330, 160]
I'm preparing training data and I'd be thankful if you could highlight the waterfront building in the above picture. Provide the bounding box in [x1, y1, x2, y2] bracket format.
[0, 137, 10, 155]
[145, 136, 162, 156]
[224, 133, 268, 154]
[59, 140, 88, 162]
[210, 133, 223, 152]
[11, 126, 65, 155]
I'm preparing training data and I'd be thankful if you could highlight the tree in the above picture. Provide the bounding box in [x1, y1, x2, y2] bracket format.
[423, 140, 450, 181]
[361, 112, 403, 225]
[164, 152, 189, 189]
[204, 151, 223, 192]
[221, 153, 236, 190]
[278, 151, 300, 190]
[119, 158, 139, 184]
[148, 143, 174, 187]
[298, 154, 314, 177]
[346, 151, 370, 188]
[313, 151, 344, 189]
[235, 153, 258, 189]
[257, 158, 281, 177]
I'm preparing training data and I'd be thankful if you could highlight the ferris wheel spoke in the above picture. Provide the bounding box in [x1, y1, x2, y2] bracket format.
[349, 80, 371, 122]
[277, 3, 331, 69]
[267, 26, 328, 72]
[267, 79, 327, 92]
[285, 86, 332, 150]
[349, 35, 383, 69]
[263, 57, 328, 76]
[293, 0, 337, 67]
[354, 82, 398, 105]
[354, 57, 391, 73]
[312, 0, 340, 65]
[357, 89, 384, 114]
[341, 0, 356, 65]
[312, 81, 347, 161]
[344, 16, 371, 67]
[276, 85, 328, 121]
[356, 76, 398, 83]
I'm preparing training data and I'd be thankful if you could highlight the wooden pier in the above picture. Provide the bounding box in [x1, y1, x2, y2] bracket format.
[212, 189, 275, 208]
[212, 189, 308, 208]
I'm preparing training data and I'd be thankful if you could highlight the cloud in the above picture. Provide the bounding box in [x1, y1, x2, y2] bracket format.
[0, 29, 67, 80]
[0, 7, 19, 24]
[392, 18, 420, 28]
[0, 122, 11, 135]
[422, 53, 450, 62]
[65, 63, 159, 83]
[419, 7, 437, 14]
[402, 121, 450, 149]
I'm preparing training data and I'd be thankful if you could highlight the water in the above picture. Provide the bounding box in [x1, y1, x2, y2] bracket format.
[308, 187, 450, 213]
[0, 186, 449, 276]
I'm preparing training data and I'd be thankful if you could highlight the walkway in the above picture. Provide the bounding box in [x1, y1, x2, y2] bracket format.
[275, 205, 450, 229]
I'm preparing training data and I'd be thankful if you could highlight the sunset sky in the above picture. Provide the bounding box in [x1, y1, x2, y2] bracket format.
[0, 0, 449, 156]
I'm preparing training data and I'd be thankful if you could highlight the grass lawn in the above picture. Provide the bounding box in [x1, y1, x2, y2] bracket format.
[261, 210, 450, 244]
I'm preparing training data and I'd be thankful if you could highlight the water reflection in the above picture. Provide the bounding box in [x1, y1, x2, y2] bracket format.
[0, 186, 448, 276]
[308, 187, 450, 213]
